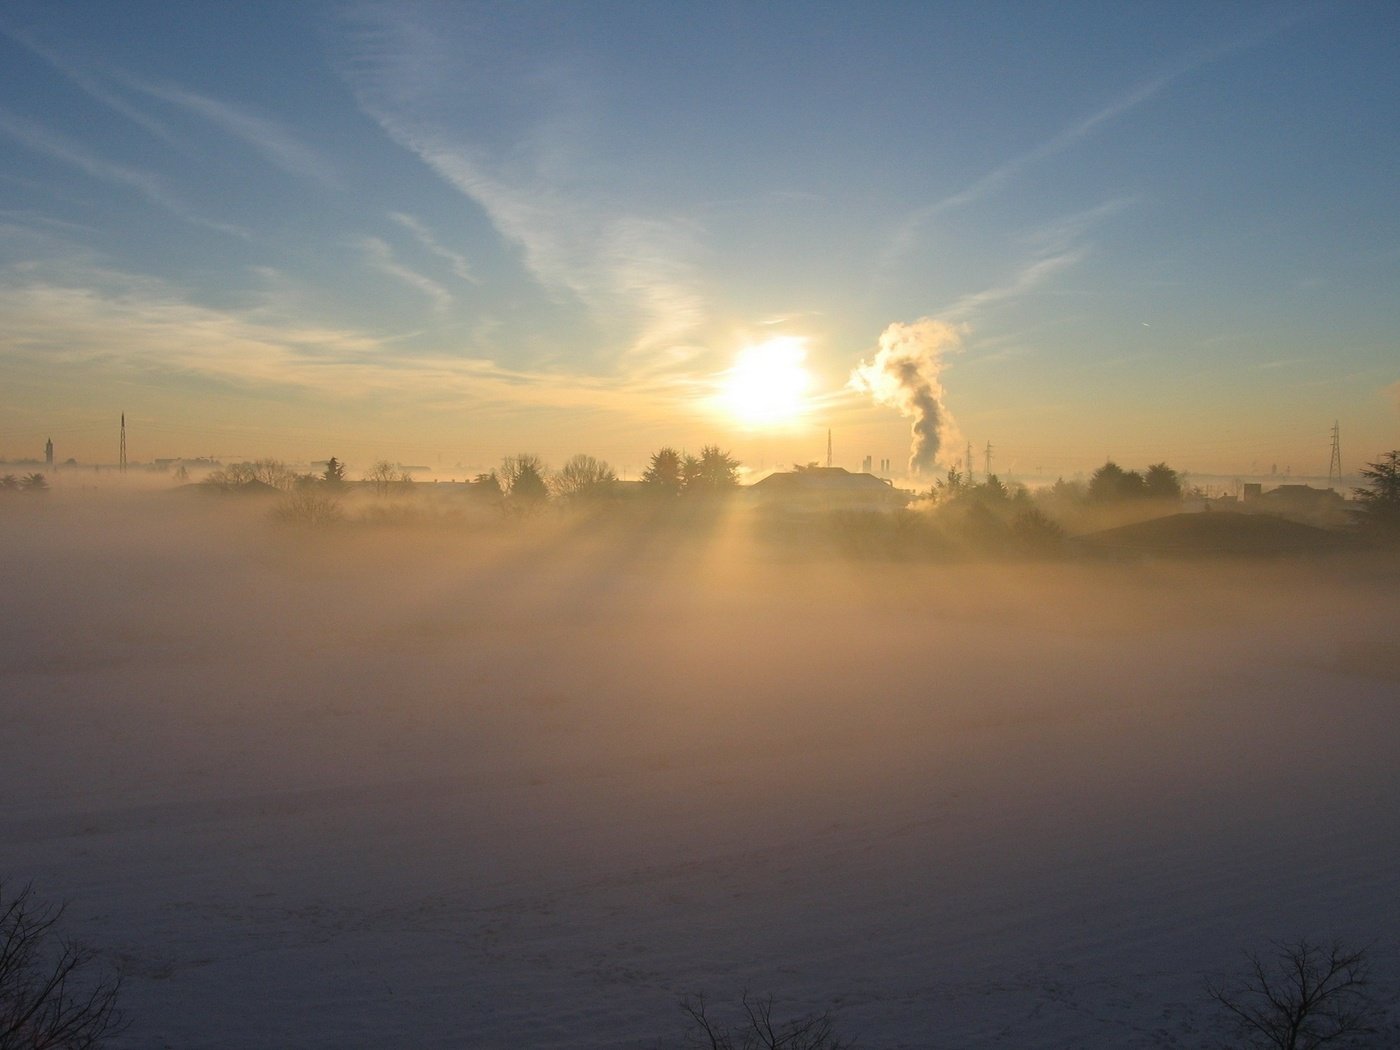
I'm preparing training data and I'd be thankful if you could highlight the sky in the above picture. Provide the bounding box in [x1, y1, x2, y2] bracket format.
[1, 1, 1397, 481]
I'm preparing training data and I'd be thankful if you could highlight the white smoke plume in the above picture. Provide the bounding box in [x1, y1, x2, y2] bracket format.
[850, 318, 963, 477]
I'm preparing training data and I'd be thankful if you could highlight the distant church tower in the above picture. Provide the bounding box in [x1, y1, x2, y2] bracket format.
[45, 437, 53, 467]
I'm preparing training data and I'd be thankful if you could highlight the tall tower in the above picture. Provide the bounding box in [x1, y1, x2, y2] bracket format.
[44, 437, 53, 467]
[984, 441, 993, 479]
[826, 428, 833, 469]
[965, 441, 973, 480]
[1327, 420, 1342, 490]
[119, 413, 127, 473]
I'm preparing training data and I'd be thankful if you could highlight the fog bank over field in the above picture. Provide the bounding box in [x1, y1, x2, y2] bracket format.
[3, 492, 1399, 1048]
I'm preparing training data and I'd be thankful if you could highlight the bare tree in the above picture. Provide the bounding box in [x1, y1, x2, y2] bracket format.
[201, 459, 296, 492]
[248, 459, 297, 491]
[551, 454, 617, 502]
[680, 992, 849, 1050]
[363, 460, 411, 497]
[0, 882, 124, 1050]
[1207, 940, 1382, 1050]
[271, 489, 344, 527]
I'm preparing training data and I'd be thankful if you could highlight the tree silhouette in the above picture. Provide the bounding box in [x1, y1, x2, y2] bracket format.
[931, 467, 966, 504]
[364, 460, 398, 496]
[1207, 940, 1382, 1050]
[684, 445, 740, 494]
[0, 881, 125, 1050]
[976, 474, 1009, 504]
[680, 992, 849, 1050]
[1010, 506, 1064, 555]
[272, 489, 344, 527]
[499, 454, 548, 505]
[19, 473, 48, 493]
[1144, 462, 1183, 501]
[1088, 461, 1146, 502]
[471, 471, 503, 497]
[203, 459, 296, 492]
[551, 454, 617, 502]
[641, 447, 684, 495]
[1353, 450, 1400, 537]
[321, 457, 345, 485]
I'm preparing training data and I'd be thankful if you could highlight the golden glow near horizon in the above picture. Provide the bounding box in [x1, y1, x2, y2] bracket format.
[718, 337, 814, 428]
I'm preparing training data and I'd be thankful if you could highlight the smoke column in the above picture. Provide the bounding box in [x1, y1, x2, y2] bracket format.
[850, 318, 962, 477]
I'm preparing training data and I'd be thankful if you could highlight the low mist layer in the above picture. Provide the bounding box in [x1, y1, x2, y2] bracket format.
[3, 492, 1398, 1048]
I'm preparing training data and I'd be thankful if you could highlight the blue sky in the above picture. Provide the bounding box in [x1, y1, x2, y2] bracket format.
[1, 1, 1396, 479]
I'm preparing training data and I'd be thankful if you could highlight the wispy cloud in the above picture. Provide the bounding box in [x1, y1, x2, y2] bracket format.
[0, 262, 700, 418]
[881, 78, 1168, 275]
[881, 10, 1300, 273]
[937, 200, 1129, 323]
[2, 23, 340, 188]
[339, 4, 707, 366]
[0, 21, 180, 146]
[389, 211, 477, 283]
[358, 236, 452, 312]
[123, 77, 342, 188]
[0, 107, 246, 237]
[943, 250, 1085, 323]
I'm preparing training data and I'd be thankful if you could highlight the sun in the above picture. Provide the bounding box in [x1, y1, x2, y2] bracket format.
[719, 337, 814, 427]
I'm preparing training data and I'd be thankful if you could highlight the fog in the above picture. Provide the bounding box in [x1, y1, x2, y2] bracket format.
[4, 490, 1399, 1048]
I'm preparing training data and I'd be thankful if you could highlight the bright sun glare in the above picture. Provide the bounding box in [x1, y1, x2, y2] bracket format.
[720, 337, 814, 427]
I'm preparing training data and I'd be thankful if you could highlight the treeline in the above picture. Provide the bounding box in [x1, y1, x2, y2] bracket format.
[0, 472, 49, 493]
[831, 459, 1191, 559]
[195, 445, 743, 528]
[190, 446, 1400, 551]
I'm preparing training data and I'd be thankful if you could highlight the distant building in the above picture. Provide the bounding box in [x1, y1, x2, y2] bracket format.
[44, 438, 53, 467]
[748, 466, 909, 514]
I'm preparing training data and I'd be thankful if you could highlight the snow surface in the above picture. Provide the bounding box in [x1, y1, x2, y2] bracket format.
[3, 491, 1398, 1048]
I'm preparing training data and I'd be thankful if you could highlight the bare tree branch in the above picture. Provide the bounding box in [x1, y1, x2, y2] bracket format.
[1207, 940, 1379, 1050]
[0, 882, 124, 1050]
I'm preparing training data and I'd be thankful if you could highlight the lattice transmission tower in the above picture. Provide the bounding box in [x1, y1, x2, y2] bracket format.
[1327, 420, 1342, 490]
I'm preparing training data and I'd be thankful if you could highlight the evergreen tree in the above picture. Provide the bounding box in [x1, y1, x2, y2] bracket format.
[687, 445, 740, 492]
[640, 447, 683, 495]
[1353, 450, 1400, 537]
[1144, 462, 1182, 500]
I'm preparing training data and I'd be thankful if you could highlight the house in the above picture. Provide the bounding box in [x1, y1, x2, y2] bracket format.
[747, 466, 909, 514]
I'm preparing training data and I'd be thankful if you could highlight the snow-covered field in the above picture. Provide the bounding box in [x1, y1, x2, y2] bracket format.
[4, 491, 1398, 1048]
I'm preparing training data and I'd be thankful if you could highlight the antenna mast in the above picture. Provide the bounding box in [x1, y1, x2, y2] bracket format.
[826, 428, 832, 469]
[984, 441, 993, 479]
[119, 413, 127, 473]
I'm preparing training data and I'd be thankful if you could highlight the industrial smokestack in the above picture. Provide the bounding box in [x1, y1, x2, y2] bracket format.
[850, 318, 962, 477]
